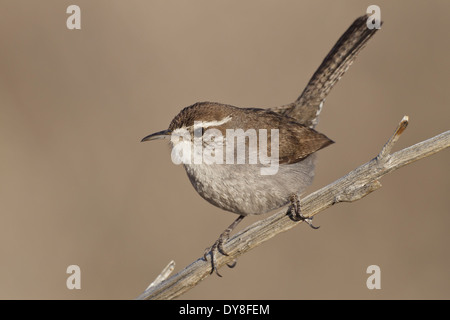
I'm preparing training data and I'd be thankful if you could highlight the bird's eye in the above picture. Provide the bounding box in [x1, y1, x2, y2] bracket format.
[193, 126, 204, 137]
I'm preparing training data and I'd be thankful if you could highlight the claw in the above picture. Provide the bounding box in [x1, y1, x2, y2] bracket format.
[288, 194, 320, 229]
[303, 217, 320, 229]
[204, 215, 245, 276]
[204, 241, 223, 277]
[217, 237, 229, 256]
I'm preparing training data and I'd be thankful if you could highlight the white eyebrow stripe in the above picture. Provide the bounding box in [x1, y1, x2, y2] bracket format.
[199, 116, 232, 129]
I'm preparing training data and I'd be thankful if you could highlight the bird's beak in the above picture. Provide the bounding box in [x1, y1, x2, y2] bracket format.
[140, 129, 172, 142]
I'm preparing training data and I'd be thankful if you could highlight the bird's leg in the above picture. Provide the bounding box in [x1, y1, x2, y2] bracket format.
[288, 194, 319, 229]
[203, 215, 245, 277]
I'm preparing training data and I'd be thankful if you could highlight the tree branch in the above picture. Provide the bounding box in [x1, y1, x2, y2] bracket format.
[136, 116, 449, 300]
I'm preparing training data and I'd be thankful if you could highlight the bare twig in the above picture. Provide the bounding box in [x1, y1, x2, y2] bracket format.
[377, 115, 409, 161]
[145, 260, 175, 290]
[136, 117, 449, 300]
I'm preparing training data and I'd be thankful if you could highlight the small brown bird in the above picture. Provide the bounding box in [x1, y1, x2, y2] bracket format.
[142, 14, 381, 276]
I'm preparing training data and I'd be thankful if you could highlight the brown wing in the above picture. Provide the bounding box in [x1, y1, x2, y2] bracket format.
[277, 123, 334, 164]
[237, 108, 334, 165]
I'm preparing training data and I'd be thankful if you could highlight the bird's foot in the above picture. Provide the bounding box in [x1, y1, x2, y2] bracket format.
[203, 215, 245, 277]
[288, 194, 320, 229]
[203, 235, 236, 277]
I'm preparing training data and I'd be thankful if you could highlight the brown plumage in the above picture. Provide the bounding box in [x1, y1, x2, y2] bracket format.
[169, 101, 334, 165]
[270, 14, 382, 128]
[142, 14, 382, 276]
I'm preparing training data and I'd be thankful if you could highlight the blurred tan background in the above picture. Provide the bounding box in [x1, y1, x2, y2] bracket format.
[0, 0, 449, 299]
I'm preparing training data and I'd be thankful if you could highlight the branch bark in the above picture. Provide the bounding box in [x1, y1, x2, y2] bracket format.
[136, 117, 449, 300]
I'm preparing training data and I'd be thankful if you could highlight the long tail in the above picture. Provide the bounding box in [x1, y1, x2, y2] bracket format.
[271, 14, 382, 128]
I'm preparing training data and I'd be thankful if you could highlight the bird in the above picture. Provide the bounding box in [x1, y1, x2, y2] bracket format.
[141, 14, 382, 276]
